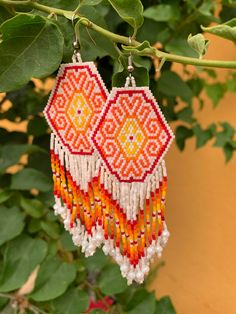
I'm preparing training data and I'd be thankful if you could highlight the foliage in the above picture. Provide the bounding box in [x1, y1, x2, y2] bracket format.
[0, 0, 235, 313]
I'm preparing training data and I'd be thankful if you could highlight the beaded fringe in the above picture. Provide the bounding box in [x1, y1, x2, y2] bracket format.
[51, 133, 170, 285]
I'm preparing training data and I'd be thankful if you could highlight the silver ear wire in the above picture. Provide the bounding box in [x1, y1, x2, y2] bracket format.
[125, 37, 136, 87]
[127, 37, 134, 73]
[72, 12, 82, 63]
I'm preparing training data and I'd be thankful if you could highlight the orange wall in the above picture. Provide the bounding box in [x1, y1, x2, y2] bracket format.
[151, 36, 236, 313]
[0, 31, 235, 314]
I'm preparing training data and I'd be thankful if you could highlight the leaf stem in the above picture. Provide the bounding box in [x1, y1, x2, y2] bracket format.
[0, 292, 48, 314]
[0, 0, 31, 4]
[0, 0, 235, 69]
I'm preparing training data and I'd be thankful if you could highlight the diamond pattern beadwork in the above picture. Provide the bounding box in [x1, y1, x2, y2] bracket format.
[92, 87, 174, 182]
[44, 61, 174, 285]
[44, 63, 108, 155]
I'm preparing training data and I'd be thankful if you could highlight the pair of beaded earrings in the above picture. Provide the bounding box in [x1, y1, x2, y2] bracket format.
[44, 30, 174, 284]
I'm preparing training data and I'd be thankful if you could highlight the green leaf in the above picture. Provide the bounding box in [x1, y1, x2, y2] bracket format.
[112, 54, 149, 87]
[158, 71, 194, 103]
[223, 142, 234, 162]
[220, 2, 236, 23]
[0, 206, 24, 246]
[28, 148, 51, 176]
[0, 190, 12, 204]
[40, 220, 60, 239]
[201, 18, 236, 44]
[177, 106, 196, 124]
[0, 295, 8, 310]
[193, 124, 215, 148]
[214, 122, 235, 147]
[175, 126, 193, 151]
[122, 40, 156, 56]
[0, 14, 64, 92]
[137, 19, 171, 45]
[38, 190, 55, 207]
[0, 129, 27, 146]
[11, 168, 52, 192]
[166, 38, 198, 58]
[30, 256, 76, 301]
[27, 116, 49, 137]
[98, 264, 127, 295]
[107, 0, 144, 33]
[204, 68, 217, 78]
[60, 231, 77, 252]
[5, 81, 45, 119]
[226, 72, 236, 92]
[187, 78, 204, 96]
[0, 235, 47, 292]
[0, 6, 13, 25]
[84, 249, 108, 273]
[53, 288, 90, 314]
[20, 197, 45, 218]
[77, 6, 118, 60]
[125, 288, 149, 310]
[80, 0, 103, 5]
[197, 0, 219, 24]
[27, 218, 42, 234]
[127, 291, 156, 314]
[187, 33, 209, 58]
[125, 287, 156, 314]
[0, 144, 44, 173]
[206, 83, 226, 107]
[39, 0, 78, 10]
[144, 4, 179, 22]
[155, 296, 176, 314]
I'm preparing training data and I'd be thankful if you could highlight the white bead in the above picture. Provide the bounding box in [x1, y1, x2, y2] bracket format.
[143, 265, 150, 275]
[102, 245, 110, 255]
[81, 238, 88, 253]
[110, 248, 116, 256]
[163, 229, 170, 238]
[115, 253, 123, 264]
[87, 243, 95, 254]
[136, 271, 144, 283]
[147, 246, 155, 258]
[72, 234, 80, 245]
[57, 206, 65, 215]
[64, 219, 70, 231]
[120, 263, 129, 275]
[95, 232, 103, 244]
[127, 271, 135, 281]
[53, 204, 58, 213]
[156, 244, 163, 258]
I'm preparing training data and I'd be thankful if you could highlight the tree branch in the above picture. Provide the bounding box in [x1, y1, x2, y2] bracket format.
[0, 0, 236, 69]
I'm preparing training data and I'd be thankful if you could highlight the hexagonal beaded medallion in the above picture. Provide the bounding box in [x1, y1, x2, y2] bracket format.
[44, 62, 109, 257]
[90, 86, 174, 284]
[44, 63, 108, 155]
[92, 87, 174, 183]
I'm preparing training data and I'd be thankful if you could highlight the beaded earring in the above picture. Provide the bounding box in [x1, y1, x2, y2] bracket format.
[43, 18, 109, 257]
[91, 40, 174, 284]
[44, 27, 174, 284]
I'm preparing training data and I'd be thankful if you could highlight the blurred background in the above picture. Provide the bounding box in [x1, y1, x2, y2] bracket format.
[0, 1, 235, 313]
[151, 34, 236, 314]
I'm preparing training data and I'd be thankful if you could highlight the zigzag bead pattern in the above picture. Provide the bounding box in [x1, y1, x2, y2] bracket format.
[44, 62, 174, 285]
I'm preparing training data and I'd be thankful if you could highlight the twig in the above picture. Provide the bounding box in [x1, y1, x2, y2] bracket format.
[0, 0, 235, 69]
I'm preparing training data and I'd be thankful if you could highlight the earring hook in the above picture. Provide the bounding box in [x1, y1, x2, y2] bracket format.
[72, 13, 79, 50]
[127, 37, 134, 74]
[71, 12, 82, 63]
[125, 37, 136, 88]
